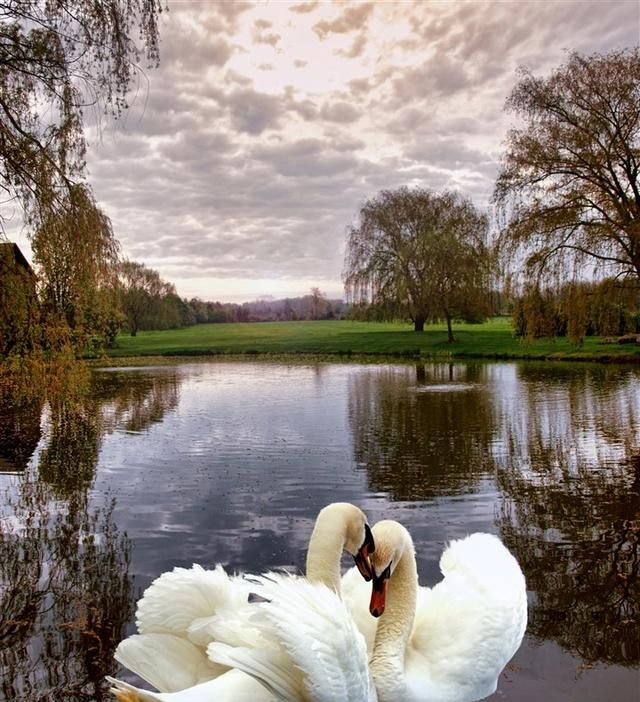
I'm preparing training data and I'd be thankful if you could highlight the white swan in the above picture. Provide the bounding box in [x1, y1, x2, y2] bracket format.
[108, 503, 376, 701]
[366, 521, 527, 702]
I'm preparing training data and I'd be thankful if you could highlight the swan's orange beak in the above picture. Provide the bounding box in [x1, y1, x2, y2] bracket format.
[370, 561, 391, 617]
[354, 523, 375, 581]
[369, 573, 388, 617]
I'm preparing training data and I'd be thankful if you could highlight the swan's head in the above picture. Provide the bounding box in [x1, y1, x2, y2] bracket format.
[317, 502, 375, 580]
[368, 520, 413, 617]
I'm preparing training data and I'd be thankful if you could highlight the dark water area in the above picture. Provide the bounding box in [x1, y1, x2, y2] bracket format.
[0, 360, 639, 701]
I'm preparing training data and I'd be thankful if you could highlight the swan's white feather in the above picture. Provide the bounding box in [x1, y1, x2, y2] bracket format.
[135, 564, 256, 647]
[404, 532, 527, 702]
[114, 632, 224, 693]
[107, 669, 272, 702]
[207, 572, 373, 702]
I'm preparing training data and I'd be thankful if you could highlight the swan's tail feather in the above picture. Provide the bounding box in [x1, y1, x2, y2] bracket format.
[207, 642, 302, 702]
[115, 632, 224, 693]
[106, 676, 162, 702]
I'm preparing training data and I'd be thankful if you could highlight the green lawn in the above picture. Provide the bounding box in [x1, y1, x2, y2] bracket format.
[101, 318, 640, 363]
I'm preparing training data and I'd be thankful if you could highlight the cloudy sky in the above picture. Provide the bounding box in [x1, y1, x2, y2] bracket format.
[14, 0, 640, 302]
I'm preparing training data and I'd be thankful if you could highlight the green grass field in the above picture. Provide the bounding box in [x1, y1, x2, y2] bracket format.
[101, 317, 640, 363]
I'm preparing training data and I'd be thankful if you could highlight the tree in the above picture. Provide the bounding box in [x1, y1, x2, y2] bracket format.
[32, 184, 121, 349]
[343, 187, 493, 339]
[307, 287, 328, 320]
[495, 49, 640, 284]
[119, 260, 175, 336]
[0, 0, 162, 229]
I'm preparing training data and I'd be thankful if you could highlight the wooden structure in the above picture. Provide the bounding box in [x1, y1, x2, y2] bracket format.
[0, 242, 39, 355]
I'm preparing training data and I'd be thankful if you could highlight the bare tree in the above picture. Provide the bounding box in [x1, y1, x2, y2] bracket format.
[344, 187, 493, 339]
[495, 49, 640, 284]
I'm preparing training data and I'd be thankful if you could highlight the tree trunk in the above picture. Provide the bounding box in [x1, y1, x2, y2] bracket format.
[445, 312, 454, 342]
[414, 316, 425, 332]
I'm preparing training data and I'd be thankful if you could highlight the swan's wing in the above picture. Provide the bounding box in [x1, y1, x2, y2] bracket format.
[340, 566, 377, 655]
[114, 632, 225, 693]
[107, 669, 273, 702]
[208, 573, 372, 702]
[407, 533, 527, 702]
[135, 564, 256, 647]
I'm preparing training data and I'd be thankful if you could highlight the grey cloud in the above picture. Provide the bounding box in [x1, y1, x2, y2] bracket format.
[251, 138, 360, 178]
[289, 1, 320, 14]
[347, 77, 372, 96]
[406, 136, 494, 171]
[336, 32, 367, 59]
[319, 101, 361, 123]
[313, 3, 374, 39]
[225, 89, 283, 135]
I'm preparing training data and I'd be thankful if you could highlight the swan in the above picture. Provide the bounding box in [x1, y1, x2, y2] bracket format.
[366, 521, 527, 702]
[108, 502, 376, 701]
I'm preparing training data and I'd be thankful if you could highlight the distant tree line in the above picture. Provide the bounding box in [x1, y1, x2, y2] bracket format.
[119, 285, 348, 337]
[187, 290, 347, 326]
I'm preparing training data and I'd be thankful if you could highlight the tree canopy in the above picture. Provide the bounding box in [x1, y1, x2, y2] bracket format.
[495, 48, 640, 284]
[119, 259, 178, 336]
[0, 0, 162, 228]
[32, 184, 121, 348]
[343, 187, 493, 338]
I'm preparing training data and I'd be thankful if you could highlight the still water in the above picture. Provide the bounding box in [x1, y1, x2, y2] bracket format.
[1, 360, 639, 701]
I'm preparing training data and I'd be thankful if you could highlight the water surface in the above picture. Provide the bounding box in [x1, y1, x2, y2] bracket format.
[1, 360, 638, 700]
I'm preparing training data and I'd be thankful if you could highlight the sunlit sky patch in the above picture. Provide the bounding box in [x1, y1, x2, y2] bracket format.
[8, 0, 639, 302]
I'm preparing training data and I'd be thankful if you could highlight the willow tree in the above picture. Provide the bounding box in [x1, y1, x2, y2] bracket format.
[495, 49, 640, 284]
[32, 185, 121, 348]
[0, 0, 162, 229]
[344, 187, 493, 339]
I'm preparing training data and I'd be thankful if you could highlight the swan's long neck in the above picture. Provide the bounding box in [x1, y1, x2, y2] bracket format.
[305, 509, 346, 593]
[371, 540, 418, 702]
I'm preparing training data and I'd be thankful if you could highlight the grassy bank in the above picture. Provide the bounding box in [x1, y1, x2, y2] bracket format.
[100, 318, 640, 363]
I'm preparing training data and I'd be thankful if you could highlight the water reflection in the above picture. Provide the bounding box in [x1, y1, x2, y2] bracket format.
[0, 476, 132, 702]
[348, 362, 639, 668]
[348, 363, 496, 499]
[0, 366, 182, 701]
[0, 383, 43, 474]
[493, 365, 640, 666]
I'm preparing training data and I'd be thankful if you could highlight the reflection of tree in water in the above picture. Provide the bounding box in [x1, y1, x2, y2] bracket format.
[495, 367, 640, 666]
[348, 363, 496, 499]
[0, 365, 182, 699]
[0, 373, 45, 473]
[36, 370, 180, 497]
[91, 369, 180, 435]
[0, 475, 133, 701]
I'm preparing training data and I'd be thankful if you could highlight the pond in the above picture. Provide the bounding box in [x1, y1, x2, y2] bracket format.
[1, 360, 639, 701]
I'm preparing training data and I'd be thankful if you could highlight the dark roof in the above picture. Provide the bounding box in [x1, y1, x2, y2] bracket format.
[0, 242, 35, 276]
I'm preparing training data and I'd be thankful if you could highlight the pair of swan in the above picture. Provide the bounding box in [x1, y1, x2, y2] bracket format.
[108, 503, 526, 702]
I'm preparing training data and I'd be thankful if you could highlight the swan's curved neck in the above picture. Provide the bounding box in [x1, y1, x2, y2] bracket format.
[305, 509, 346, 593]
[371, 541, 418, 701]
